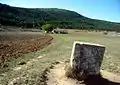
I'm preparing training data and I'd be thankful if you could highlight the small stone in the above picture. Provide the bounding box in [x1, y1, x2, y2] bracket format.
[18, 61, 26, 65]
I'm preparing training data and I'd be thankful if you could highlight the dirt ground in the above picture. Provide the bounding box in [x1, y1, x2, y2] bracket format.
[0, 32, 53, 66]
[47, 62, 120, 85]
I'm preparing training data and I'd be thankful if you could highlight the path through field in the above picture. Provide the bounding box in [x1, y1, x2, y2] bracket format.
[47, 62, 120, 85]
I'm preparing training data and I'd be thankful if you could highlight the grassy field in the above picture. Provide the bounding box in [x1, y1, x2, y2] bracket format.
[0, 30, 120, 85]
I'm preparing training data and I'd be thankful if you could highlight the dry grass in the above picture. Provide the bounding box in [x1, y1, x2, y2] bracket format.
[65, 64, 87, 81]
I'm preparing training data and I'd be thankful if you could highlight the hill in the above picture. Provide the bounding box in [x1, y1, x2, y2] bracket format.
[0, 3, 120, 31]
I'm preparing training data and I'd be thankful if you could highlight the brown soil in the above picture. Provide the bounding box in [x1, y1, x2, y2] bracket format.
[47, 62, 120, 85]
[0, 33, 53, 66]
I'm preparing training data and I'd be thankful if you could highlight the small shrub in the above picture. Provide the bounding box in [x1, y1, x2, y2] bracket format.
[42, 24, 54, 33]
[103, 31, 108, 35]
[65, 64, 87, 81]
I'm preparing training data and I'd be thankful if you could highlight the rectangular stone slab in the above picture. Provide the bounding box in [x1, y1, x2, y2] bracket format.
[70, 41, 105, 75]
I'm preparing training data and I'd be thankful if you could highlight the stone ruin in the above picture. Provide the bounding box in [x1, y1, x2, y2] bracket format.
[68, 41, 105, 80]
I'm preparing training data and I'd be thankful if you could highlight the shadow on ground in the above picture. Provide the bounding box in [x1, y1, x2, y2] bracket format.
[84, 74, 120, 85]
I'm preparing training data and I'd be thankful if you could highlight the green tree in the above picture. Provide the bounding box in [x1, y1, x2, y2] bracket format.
[42, 24, 54, 33]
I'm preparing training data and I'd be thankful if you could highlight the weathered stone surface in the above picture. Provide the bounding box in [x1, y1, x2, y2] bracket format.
[70, 41, 105, 77]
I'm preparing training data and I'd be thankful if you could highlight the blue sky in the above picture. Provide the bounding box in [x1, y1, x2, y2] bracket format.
[1, 0, 120, 22]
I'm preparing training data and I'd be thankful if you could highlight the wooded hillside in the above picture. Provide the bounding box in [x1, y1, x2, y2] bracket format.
[0, 3, 120, 31]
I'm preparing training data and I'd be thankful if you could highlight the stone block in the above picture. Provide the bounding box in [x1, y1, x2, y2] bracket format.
[70, 41, 105, 76]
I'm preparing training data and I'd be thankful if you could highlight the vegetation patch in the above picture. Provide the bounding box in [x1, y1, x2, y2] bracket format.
[65, 62, 88, 81]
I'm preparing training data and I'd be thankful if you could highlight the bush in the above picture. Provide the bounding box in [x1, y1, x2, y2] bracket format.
[65, 64, 87, 81]
[103, 31, 108, 35]
[42, 24, 54, 33]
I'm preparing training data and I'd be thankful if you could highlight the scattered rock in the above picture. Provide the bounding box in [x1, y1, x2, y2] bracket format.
[37, 56, 43, 59]
[18, 61, 26, 65]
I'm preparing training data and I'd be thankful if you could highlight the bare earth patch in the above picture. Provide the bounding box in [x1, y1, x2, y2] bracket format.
[47, 62, 120, 85]
[0, 32, 53, 66]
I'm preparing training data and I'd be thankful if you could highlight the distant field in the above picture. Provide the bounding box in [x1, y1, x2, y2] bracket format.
[0, 30, 120, 85]
[0, 26, 41, 32]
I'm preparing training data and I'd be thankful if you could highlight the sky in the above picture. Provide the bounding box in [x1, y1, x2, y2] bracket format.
[0, 0, 120, 22]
